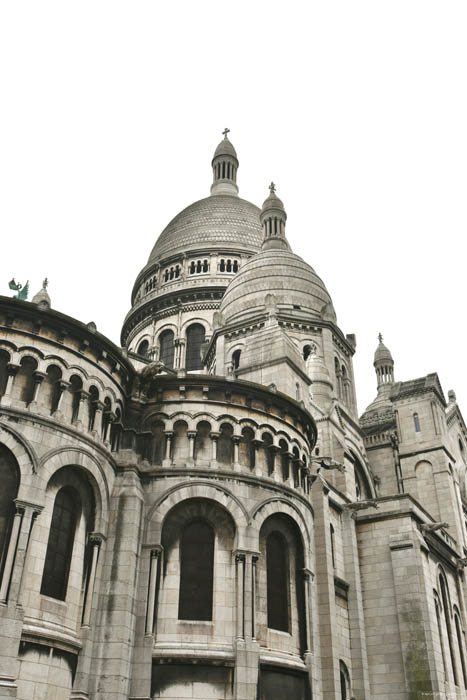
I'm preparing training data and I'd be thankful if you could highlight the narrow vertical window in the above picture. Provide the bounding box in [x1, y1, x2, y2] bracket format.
[266, 531, 289, 632]
[440, 574, 458, 685]
[232, 349, 241, 369]
[159, 330, 175, 369]
[178, 520, 214, 620]
[41, 487, 79, 600]
[414, 413, 421, 433]
[185, 324, 205, 371]
[330, 524, 336, 568]
[455, 612, 467, 688]
[138, 339, 149, 358]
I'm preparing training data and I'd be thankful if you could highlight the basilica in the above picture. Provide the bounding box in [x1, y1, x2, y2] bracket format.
[1, 132, 467, 700]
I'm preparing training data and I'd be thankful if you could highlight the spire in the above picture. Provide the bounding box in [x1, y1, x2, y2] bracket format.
[260, 183, 290, 251]
[211, 128, 239, 196]
[374, 333, 394, 391]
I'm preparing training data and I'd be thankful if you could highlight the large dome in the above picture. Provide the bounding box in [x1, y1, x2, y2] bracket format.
[219, 249, 336, 325]
[147, 194, 263, 265]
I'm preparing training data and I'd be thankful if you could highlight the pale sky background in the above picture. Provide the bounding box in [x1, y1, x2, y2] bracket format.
[1, 1, 466, 415]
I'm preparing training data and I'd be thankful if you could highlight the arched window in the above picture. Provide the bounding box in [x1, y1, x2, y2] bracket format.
[178, 520, 214, 620]
[218, 423, 233, 464]
[87, 385, 99, 431]
[266, 531, 289, 632]
[138, 339, 149, 358]
[262, 433, 274, 475]
[233, 260, 238, 273]
[159, 329, 175, 368]
[339, 661, 351, 700]
[194, 421, 211, 461]
[0, 349, 9, 398]
[439, 573, 458, 685]
[414, 413, 421, 433]
[303, 345, 312, 361]
[185, 324, 205, 371]
[150, 421, 165, 466]
[435, 592, 447, 677]
[69, 375, 83, 423]
[42, 364, 62, 414]
[220, 259, 225, 272]
[0, 445, 19, 579]
[41, 487, 80, 600]
[15, 356, 37, 404]
[454, 611, 467, 688]
[240, 427, 255, 469]
[232, 349, 241, 370]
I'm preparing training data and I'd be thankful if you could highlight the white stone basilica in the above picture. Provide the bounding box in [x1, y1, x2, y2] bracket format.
[1, 132, 467, 700]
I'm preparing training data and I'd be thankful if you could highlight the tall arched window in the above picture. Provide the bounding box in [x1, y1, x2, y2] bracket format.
[232, 349, 241, 370]
[159, 329, 175, 368]
[454, 609, 467, 688]
[178, 520, 214, 621]
[414, 413, 421, 433]
[0, 350, 10, 398]
[266, 531, 289, 632]
[330, 524, 336, 569]
[41, 487, 80, 600]
[137, 339, 149, 358]
[185, 324, 205, 371]
[439, 573, 458, 685]
[340, 661, 351, 700]
[0, 445, 19, 577]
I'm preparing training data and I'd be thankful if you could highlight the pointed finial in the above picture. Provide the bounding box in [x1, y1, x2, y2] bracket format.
[378, 332, 383, 343]
[222, 127, 230, 139]
[269, 181, 276, 194]
[43, 277, 48, 289]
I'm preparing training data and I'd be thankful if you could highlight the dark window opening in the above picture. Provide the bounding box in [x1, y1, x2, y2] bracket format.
[159, 330, 175, 369]
[41, 487, 79, 600]
[414, 413, 421, 432]
[232, 349, 241, 370]
[178, 520, 214, 620]
[138, 339, 149, 358]
[267, 531, 289, 632]
[186, 324, 205, 371]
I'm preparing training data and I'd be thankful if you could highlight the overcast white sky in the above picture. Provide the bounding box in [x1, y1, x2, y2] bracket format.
[1, 1, 466, 415]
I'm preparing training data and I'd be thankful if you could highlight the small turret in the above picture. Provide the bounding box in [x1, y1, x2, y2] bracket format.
[374, 333, 394, 393]
[211, 128, 239, 195]
[32, 278, 51, 310]
[260, 183, 290, 251]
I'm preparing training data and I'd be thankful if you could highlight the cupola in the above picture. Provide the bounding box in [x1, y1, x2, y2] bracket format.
[260, 183, 290, 251]
[374, 333, 394, 391]
[210, 128, 239, 196]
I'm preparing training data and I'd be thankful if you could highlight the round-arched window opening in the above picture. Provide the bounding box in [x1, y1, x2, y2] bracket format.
[303, 345, 312, 361]
[137, 339, 149, 358]
[185, 324, 206, 371]
[232, 349, 241, 370]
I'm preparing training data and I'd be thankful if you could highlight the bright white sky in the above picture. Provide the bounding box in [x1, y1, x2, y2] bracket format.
[1, 1, 466, 415]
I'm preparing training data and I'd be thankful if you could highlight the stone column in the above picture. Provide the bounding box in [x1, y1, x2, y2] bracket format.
[76, 390, 90, 430]
[145, 547, 162, 636]
[5, 500, 43, 606]
[29, 370, 46, 408]
[91, 400, 105, 437]
[187, 431, 196, 460]
[233, 436, 240, 466]
[235, 553, 245, 641]
[163, 431, 173, 465]
[211, 432, 219, 462]
[0, 363, 19, 406]
[54, 379, 70, 419]
[81, 533, 104, 627]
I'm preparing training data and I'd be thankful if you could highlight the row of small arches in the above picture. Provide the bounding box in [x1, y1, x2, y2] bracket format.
[0, 351, 122, 446]
[146, 419, 311, 489]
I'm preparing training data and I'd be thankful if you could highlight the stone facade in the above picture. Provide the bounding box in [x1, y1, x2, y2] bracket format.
[1, 133, 467, 699]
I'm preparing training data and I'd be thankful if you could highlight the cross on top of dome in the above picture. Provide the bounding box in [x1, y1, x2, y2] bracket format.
[222, 127, 230, 139]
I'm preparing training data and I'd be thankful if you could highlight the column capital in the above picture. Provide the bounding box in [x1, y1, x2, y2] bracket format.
[164, 430, 174, 439]
[150, 545, 163, 558]
[14, 499, 43, 516]
[300, 567, 315, 582]
[187, 431, 197, 440]
[234, 549, 260, 561]
[33, 371, 47, 383]
[6, 362, 20, 376]
[89, 532, 106, 546]
[58, 379, 71, 391]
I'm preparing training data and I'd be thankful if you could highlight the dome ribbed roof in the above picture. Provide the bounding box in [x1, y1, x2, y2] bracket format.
[374, 339, 393, 364]
[213, 136, 237, 160]
[220, 249, 335, 325]
[147, 195, 263, 264]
